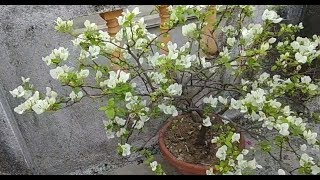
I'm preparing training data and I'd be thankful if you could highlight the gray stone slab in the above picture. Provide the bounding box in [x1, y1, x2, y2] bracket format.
[0, 84, 34, 174]
[0, 5, 128, 175]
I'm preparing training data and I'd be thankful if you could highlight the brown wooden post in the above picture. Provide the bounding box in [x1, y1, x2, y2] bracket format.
[200, 5, 218, 58]
[159, 5, 171, 54]
[100, 9, 123, 71]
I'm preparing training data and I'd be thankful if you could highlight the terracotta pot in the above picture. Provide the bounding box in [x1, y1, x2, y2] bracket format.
[158, 115, 246, 175]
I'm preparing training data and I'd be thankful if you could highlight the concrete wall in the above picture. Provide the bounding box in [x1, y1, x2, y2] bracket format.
[0, 5, 306, 175]
[0, 5, 129, 175]
[300, 5, 320, 37]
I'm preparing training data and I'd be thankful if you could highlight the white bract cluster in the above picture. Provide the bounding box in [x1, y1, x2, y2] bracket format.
[42, 47, 69, 66]
[13, 86, 58, 115]
[262, 9, 283, 23]
[118, 143, 131, 157]
[182, 23, 197, 38]
[166, 83, 182, 96]
[55, 17, 73, 32]
[100, 70, 130, 88]
[147, 72, 168, 84]
[158, 104, 178, 117]
[241, 24, 263, 47]
[69, 91, 83, 101]
[49, 65, 74, 79]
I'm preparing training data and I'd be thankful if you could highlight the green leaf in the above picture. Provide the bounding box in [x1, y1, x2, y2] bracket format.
[106, 108, 115, 119]
[260, 141, 271, 152]
[108, 98, 115, 107]
[99, 106, 108, 111]
[225, 141, 232, 148]
[271, 65, 277, 71]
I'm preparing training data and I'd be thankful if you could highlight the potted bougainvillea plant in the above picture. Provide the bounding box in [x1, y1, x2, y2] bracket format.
[9, 5, 320, 175]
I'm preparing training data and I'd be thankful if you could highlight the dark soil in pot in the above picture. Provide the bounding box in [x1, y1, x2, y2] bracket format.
[163, 114, 219, 166]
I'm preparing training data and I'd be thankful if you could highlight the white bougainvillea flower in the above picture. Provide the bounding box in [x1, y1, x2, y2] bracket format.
[10, 86, 26, 98]
[227, 37, 236, 46]
[211, 136, 219, 144]
[278, 169, 286, 175]
[218, 96, 228, 105]
[116, 128, 126, 137]
[311, 165, 320, 175]
[88, 45, 100, 57]
[32, 99, 50, 114]
[72, 34, 85, 46]
[106, 130, 115, 139]
[299, 153, 314, 166]
[198, 57, 212, 68]
[21, 77, 30, 83]
[147, 52, 163, 67]
[268, 99, 281, 109]
[258, 72, 270, 83]
[260, 42, 270, 51]
[49, 67, 65, 80]
[118, 71, 130, 83]
[203, 95, 218, 108]
[308, 84, 318, 91]
[69, 91, 83, 101]
[282, 106, 293, 116]
[84, 20, 98, 31]
[182, 23, 197, 37]
[104, 71, 118, 88]
[53, 47, 69, 61]
[216, 145, 228, 161]
[295, 52, 307, 63]
[133, 120, 144, 129]
[45, 87, 58, 105]
[167, 83, 182, 96]
[242, 149, 249, 155]
[158, 104, 178, 117]
[230, 98, 242, 110]
[262, 9, 283, 23]
[95, 70, 102, 79]
[98, 30, 110, 41]
[14, 104, 26, 114]
[231, 133, 240, 143]
[150, 161, 158, 172]
[100, 70, 130, 88]
[55, 17, 73, 31]
[14, 91, 40, 114]
[206, 168, 214, 175]
[268, 37, 276, 44]
[42, 47, 69, 65]
[125, 92, 133, 102]
[276, 123, 290, 136]
[115, 116, 126, 126]
[78, 69, 89, 78]
[147, 72, 168, 84]
[50, 65, 73, 80]
[291, 41, 300, 49]
[300, 144, 307, 152]
[176, 54, 196, 68]
[132, 7, 140, 15]
[202, 117, 212, 127]
[167, 41, 179, 60]
[119, 143, 131, 156]
[248, 158, 263, 169]
[303, 130, 317, 144]
[301, 76, 311, 84]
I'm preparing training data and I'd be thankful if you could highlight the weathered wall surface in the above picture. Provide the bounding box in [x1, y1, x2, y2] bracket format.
[300, 5, 320, 37]
[0, 5, 129, 174]
[0, 5, 307, 175]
